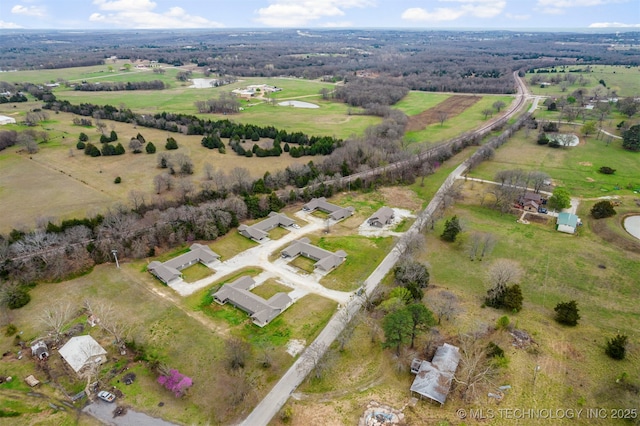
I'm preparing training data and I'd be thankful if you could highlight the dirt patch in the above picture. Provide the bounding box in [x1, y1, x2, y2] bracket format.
[378, 187, 421, 211]
[406, 95, 481, 132]
[586, 177, 595, 182]
[579, 162, 593, 166]
[523, 213, 550, 224]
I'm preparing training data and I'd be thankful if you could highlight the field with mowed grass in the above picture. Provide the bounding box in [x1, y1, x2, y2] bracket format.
[528, 65, 640, 98]
[467, 125, 640, 198]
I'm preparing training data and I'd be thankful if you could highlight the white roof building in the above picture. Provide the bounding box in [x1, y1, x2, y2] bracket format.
[58, 335, 107, 375]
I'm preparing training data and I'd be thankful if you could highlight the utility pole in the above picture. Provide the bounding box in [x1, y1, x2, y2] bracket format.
[111, 249, 120, 269]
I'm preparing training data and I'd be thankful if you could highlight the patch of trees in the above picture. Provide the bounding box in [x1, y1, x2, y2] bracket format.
[0, 130, 18, 152]
[484, 259, 524, 312]
[44, 100, 342, 158]
[622, 124, 640, 151]
[99, 130, 118, 144]
[0, 93, 28, 103]
[605, 334, 628, 360]
[194, 93, 241, 114]
[334, 77, 409, 107]
[547, 187, 571, 211]
[75, 80, 165, 91]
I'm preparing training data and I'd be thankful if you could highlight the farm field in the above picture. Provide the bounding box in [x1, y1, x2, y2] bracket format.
[467, 125, 640, 198]
[528, 65, 640, 98]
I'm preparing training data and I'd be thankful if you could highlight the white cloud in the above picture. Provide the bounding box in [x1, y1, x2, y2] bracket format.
[90, 0, 223, 28]
[505, 13, 531, 20]
[0, 20, 23, 28]
[323, 21, 354, 28]
[536, 0, 627, 14]
[11, 4, 46, 17]
[589, 21, 640, 27]
[255, 0, 375, 27]
[401, 0, 505, 22]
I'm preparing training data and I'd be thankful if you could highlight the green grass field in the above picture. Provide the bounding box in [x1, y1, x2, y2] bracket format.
[528, 65, 640, 98]
[468, 125, 640, 198]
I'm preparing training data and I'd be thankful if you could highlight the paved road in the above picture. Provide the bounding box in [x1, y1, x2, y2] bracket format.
[83, 401, 177, 426]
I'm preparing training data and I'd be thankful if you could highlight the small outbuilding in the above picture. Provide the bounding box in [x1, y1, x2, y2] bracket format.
[58, 335, 107, 376]
[556, 212, 580, 234]
[31, 341, 49, 360]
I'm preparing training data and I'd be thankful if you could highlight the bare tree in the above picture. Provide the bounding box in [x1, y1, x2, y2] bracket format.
[177, 178, 195, 203]
[430, 290, 460, 324]
[492, 100, 506, 112]
[128, 190, 146, 211]
[229, 167, 251, 193]
[486, 259, 522, 306]
[18, 132, 39, 154]
[482, 108, 493, 119]
[83, 300, 132, 349]
[453, 333, 497, 403]
[528, 171, 550, 193]
[225, 338, 250, 370]
[297, 342, 333, 380]
[437, 110, 448, 126]
[39, 302, 73, 345]
[334, 308, 361, 352]
[203, 162, 215, 181]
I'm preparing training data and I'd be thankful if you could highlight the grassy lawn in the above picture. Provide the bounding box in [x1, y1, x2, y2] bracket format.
[527, 65, 640, 98]
[289, 255, 317, 274]
[467, 125, 640, 198]
[267, 226, 290, 240]
[209, 230, 257, 259]
[317, 235, 395, 292]
[180, 263, 214, 282]
[251, 279, 292, 300]
[394, 91, 451, 115]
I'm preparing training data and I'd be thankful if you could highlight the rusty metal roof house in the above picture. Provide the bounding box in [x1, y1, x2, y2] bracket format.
[238, 212, 295, 241]
[368, 206, 395, 227]
[302, 197, 355, 221]
[281, 237, 347, 271]
[148, 243, 219, 284]
[410, 343, 461, 405]
[213, 276, 292, 327]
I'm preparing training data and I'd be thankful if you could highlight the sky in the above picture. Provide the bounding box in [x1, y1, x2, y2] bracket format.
[0, 0, 638, 30]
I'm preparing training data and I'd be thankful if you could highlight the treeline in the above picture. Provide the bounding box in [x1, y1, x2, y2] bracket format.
[0, 93, 28, 103]
[44, 99, 342, 158]
[0, 130, 18, 152]
[74, 80, 166, 91]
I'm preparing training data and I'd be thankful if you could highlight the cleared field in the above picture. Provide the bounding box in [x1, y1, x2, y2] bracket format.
[528, 65, 640, 98]
[406, 95, 481, 132]
[404, 95, 514, 146]
[0, 106, 314, 230]
[468, 125, 640, 198]
[394, 91, 450, 116]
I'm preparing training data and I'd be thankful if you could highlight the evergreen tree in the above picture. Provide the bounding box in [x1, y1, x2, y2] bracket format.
[146, 141, 156, 154]
[605, 334, 628, 360]
[441, 216, 462, 242]
[554, 300, 580, 326]
[110, 130, 118, 141]
[166, 137, 178, 150]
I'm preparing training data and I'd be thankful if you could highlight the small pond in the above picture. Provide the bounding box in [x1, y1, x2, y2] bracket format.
[278, 100, 319, 109]
[623, 215, 640, 240]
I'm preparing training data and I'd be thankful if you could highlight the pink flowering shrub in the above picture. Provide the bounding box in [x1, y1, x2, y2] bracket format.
[157, 369, 193, 397]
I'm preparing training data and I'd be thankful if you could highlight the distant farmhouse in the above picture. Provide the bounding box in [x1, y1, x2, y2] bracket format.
[410, 343, 461, 405]
[58, 335, 107, 376]
[282, 237, 346, 272]
[148, 243, 219, 284]
[232, 84, 282, 100]
[556, 212, 580, 234]
[302, 197, 355, 221]
[368, 206, 395, 227]
[213, 276, 291, 327]
[238, 212, 295, 241]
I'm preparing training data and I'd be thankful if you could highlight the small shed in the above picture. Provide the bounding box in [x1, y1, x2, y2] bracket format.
[368, 206, 395, 227]
[31, 341, 49, 360]
[556, 212, 579, 234]
[410, 343, 460, 406]
[24, 375, 40, 387]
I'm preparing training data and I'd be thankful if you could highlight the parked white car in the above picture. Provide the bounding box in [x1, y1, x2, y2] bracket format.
[97, 390, 116, 403]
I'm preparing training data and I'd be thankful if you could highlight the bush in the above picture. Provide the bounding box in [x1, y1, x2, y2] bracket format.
[503, 284, 523, 312]
[146, 142, 156, 154]
[114, 176, 122, 184]
[4, 286, 31, 309]
[542, 122, 558, 132]
[598, 166, 616, 175]
[496, 315, 510, 330]
[76, 141, 86, 150]
[441, 216, 461, 242]
[165, 137, 178, 150]
[591, 200, 616, 219]
[605, 334, 628, 360]
[554, 300, 580, 326]
[537, 133, 549, 145]
[4, 324, 17, 337]
[79, 132, 88, 142]
[486, 342, 505, 358]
